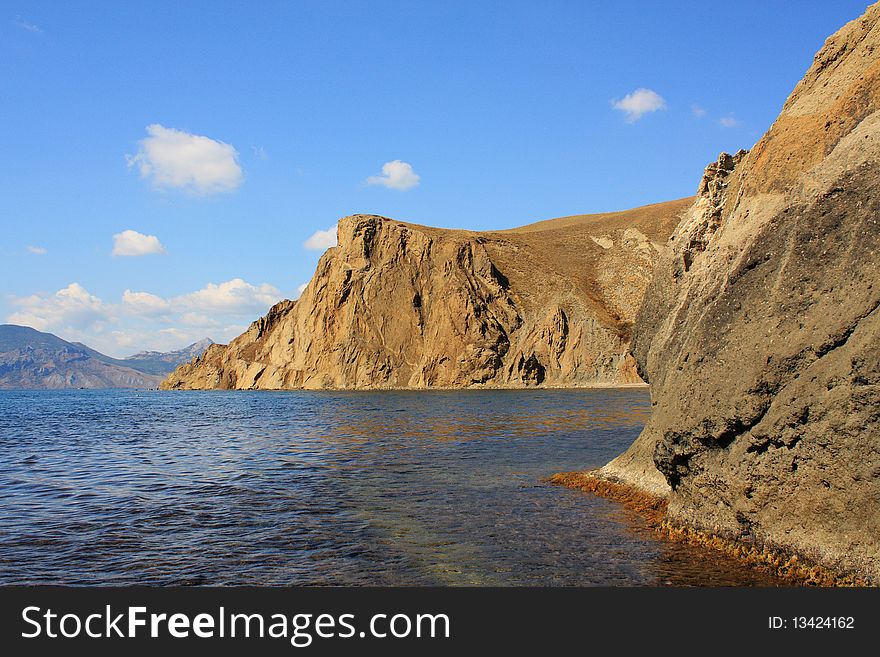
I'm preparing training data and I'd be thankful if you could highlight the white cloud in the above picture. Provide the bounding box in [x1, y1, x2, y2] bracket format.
[366, 160, 420, 190]
[26, 245, 47, 255]
[252, 146, 268, 160]
[15, 16, 42, 33]
[112, 229, 166, 257]
[719, 114, 741, 128]
[180, 312, 219, 327]
[296, 282, 309, 297]
[108, 330, 138, 349]
[157, 324, 245, 347]
[104, 326, 228, 355]
[8, 283, 108, 333]
[174, 278, 282, 314]
[611, 88, 666, 122]
[126, 124, 243, 195]
[124, 279, 283, 317]
[122, 290, 170, 315]
[691, 104, 707, 118]
[6, 277, 283, 357]
[304, 224, 338, 250]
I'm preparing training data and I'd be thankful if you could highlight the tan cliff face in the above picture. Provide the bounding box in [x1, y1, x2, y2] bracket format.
[602, 3, 880, 582]
[161, 200, 688, 390]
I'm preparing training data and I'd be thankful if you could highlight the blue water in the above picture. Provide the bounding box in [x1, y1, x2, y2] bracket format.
[0, 389, 780, 585]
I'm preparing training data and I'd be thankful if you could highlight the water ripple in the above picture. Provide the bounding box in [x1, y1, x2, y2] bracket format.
[0, 388, 781, 586]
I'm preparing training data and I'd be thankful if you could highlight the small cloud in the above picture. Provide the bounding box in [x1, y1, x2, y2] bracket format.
[611, 88, 666, 122]
[691, 104, 707, 118]
[366, 160, 420, 190]
[126, 124, 243, 195]
[26, 245, 47, 255]
[252, 146, 268, 160]
[112, 229, 166, 257]
[296, 282, 309, 297]
[304, 224, 338, 250]
[15, 16, 42, 33]
[122, 290, 171, 315]
[719, 114, 741, 128]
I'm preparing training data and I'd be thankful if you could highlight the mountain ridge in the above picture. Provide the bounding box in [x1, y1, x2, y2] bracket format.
[0, 324, 212, 388]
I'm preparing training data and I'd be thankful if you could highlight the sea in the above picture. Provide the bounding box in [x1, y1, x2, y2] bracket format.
[0, 388, 782, 586]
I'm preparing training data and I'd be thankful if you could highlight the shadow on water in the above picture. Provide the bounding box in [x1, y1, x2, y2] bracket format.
[0, 388, 783, 585]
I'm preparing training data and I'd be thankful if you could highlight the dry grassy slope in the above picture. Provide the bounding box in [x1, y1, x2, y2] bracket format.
[161, 198, 689, 391]
[491, 200, 689, 335]
[601, 2, 880, 583]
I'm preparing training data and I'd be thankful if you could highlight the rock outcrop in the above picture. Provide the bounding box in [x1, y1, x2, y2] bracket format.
[601, 3, 880, 582]
[162, 200, 689, 390]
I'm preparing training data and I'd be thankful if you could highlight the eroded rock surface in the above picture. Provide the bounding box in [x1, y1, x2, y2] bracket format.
[602, 3, 880, 582]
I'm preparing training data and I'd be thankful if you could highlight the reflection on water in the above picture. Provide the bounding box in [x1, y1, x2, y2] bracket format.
[0, 389, 782, 586]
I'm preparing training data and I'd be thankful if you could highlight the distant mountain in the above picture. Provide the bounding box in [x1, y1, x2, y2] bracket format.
[0, 324, 163, 389]
[0, 325, 213, 389]
[121, 338, 214, 375]
[69, 337, 214, 376]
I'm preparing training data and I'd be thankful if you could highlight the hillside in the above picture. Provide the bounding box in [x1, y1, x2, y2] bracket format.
[0, 325, 162, 389]
[162, 199, 690, 390]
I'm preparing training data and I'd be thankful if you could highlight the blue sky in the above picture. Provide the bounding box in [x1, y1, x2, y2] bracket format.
[0, 1, 871, 356]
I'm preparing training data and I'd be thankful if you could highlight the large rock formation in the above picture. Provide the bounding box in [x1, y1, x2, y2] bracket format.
[601, 4, 880, 582]
[162, 200, 689, 390]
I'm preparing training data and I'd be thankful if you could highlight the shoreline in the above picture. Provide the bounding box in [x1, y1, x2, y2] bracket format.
[4, 382, 651, 393]
[157, 382, 651, 392]
[549, 471, 868, 587]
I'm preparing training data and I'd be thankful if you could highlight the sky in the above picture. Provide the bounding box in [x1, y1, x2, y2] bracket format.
[0, 0, 871, 356]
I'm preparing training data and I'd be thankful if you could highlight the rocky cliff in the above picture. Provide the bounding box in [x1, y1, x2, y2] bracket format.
[162, 200, 689, 390]
[600, 4, 880, 582]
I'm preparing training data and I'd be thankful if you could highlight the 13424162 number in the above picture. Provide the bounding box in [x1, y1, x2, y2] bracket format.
[791, 616, 854, 629]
